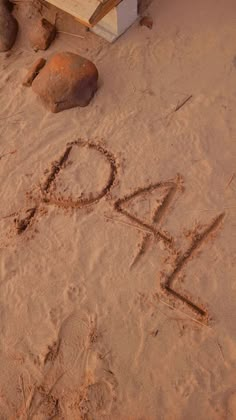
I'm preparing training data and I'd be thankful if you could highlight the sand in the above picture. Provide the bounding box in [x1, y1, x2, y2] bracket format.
[0, 0, 236, 418]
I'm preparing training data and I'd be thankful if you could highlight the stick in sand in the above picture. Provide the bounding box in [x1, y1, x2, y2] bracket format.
[104, 215, 154, 236]
[58, 31, 84, 39]
[174, 95, 193, 112]
[0, 111, 23, 121]
[158, 298, 210, 328]
[20, 375, 26, 415]
[225, 172, 235, 190]
[0, 150, 17, 161]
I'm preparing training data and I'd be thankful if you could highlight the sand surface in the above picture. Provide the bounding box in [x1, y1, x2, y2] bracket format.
[1, 0, 236, 418]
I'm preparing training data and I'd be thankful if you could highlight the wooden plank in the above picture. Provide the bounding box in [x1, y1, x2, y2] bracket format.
[89, 0, 123, 26]
[46, 0, 122, 27]
[46, 0, 138, 42]
[46, 0, 98, 26]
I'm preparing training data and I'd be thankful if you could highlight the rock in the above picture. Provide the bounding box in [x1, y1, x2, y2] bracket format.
[0, 0, 13, 12]
[0, 4, 18, 52]
[32, 52, 99, 113]
[140, 16, 153, 29]
[22, 57, 46, 87]
[29, 18, 56, 51]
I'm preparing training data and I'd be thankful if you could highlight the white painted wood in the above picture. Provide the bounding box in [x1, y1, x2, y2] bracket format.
[117, 0, 138, 34]
[45, 0, 138, 42]
[92, 0, 138, 42]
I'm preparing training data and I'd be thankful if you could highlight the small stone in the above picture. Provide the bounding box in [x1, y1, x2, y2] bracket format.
[0, 4, 18, 52]
[140, 16, 153, 29]
[22, 57, 46, 87]
[29, 18, 56, 51]
[32, 52, 99, 113]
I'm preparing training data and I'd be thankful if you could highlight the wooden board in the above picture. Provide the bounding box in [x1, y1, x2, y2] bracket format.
[89, 0, 122, 26]
[46, 0, 98, 27]
[46, 0, 121, 27]
[46, 0, 138, 41]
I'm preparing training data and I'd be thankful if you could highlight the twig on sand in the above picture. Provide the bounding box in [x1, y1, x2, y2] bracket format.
[0, 111, 23, 121]
[0, 150, 17, 161]
[57, 31, 85, 39]
[19, 375, 26, 416]
[17, 382, 35, 420]
[216, 340, 225, 363]
[1, 212, 17, 220]
[174, 95, 193, 112]
[179, 205, 236, 214]
[99, 350, 111, 360]
[104, 215, 154, 235]
[158, 298, 210, 328]
[225, 172, 235, 190]
[158, 303, 226, 365]
[164, 95, 193, 125]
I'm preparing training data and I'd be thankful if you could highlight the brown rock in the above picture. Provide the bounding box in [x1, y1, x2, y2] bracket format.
[0, 0, 13, 12]
[29, 18, 56, 51]
[22, 57, 46, 87]
[140, 16, 153, 29]
[32, 52, 99, 113]
[0, 4, 18, 52]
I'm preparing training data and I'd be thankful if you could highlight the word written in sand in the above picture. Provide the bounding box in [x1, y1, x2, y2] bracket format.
[13, 140, 225, 319]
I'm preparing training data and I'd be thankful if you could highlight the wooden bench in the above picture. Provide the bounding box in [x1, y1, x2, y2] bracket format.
[46, 0, 138, 42]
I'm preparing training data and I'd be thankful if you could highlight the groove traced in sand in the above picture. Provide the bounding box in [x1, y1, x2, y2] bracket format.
[162, 212, 225, 317]
[131, 183, 178, 267]
[42, 139, 118, 209]
[42, 145, 73, 193]
[9, 148, 224, 321]
[15, 207, 37, 234]
[114, 181, 177, 247]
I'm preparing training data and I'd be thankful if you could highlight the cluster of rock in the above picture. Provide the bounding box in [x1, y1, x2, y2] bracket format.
[29, 17, 56, 51]
[1, 2, 99, 112]
[23, 52, 99, 113]
[0, 0, 18, 52]
[0, 0, 57, 53]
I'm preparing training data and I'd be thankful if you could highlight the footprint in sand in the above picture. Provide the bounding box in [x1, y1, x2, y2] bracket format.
[78, 380, 115, 419]
[49, 305, 65, 328]
[65, 282, 86, 303]
[52, 312, 118, 418]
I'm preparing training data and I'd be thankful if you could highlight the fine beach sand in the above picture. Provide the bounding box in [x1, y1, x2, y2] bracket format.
[0, 0, 236, 418]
